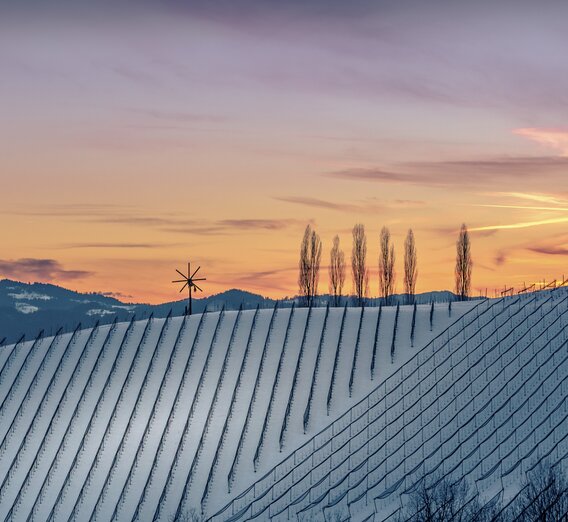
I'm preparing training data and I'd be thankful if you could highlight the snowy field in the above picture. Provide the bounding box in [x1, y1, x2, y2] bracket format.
[214, 289, 568, 521]
[0, 300, 472, 521]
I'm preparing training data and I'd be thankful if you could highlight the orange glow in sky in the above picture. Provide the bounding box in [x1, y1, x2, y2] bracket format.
[1, 5, 568, 303]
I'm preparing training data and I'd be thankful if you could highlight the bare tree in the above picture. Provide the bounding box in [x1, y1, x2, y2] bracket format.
[298, 224, 322, 307]
[404, 228, 418, 304]
[508, 463, 568, 522]
[455, 223, 472, 301]
[379, 226, 396, 305]
[395, 464, 568, 522]
[397, 475, 497, 522]
[351, 224, 368, 306]
[329, 235, 346, 307]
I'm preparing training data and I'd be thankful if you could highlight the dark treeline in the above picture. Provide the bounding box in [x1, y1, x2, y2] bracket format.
[298, 223, 473, 307]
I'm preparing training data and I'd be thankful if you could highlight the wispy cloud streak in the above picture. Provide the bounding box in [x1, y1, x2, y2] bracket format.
[470, 217, 568, 232]
[328, 156, 568, 189]
[494, 192, 568, 205]
[477, 204, 568, 212]
[528, 245, 568, 256]
[164, 218, 308, 235]
[275, 195, 383, 213]
[5, 206, 307, 235]
[58, 242, 172, 249]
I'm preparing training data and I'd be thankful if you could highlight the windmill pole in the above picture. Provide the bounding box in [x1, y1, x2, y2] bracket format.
[188, 261, 192, 315]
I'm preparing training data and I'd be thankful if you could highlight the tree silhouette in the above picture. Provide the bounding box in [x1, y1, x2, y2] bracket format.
[508, 463, 568, 522]
[379, 226, 396, 305]
[455, 223, 472, 301]
[329, 235, 346, 307]
[404, 228, 418, 304]
[351, 224, 368, 306]
[298, 224, 322, 307]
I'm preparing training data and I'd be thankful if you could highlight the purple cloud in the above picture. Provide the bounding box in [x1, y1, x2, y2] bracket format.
[494, 251, 507, 266]
[129, 108, 229, 124]
[100, 291, 134, 299]
[163, 218, 308, 235]
[0, 258, 92, 282]
[527, 246, 568, 256]
[328, 156, 568, 188]
[59, 242, 170, 249]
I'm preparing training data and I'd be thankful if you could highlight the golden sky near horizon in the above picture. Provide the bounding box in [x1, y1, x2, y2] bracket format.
[1, 3, 568, 303]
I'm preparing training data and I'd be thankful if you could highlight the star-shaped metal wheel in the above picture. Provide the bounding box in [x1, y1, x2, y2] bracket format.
[172, 261, 206, 315]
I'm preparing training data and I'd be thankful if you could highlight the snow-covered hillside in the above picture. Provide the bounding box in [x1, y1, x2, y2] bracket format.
[213, 289, 568, 521]
[0, 301, 472, 521]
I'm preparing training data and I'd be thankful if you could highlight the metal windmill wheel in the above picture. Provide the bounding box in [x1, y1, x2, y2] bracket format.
[172, 261, 206, 315]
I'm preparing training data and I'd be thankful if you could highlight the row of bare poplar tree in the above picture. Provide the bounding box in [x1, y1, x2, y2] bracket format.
[298, 223, 472, 307]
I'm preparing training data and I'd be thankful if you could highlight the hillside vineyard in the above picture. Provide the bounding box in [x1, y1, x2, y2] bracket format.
[0, 291, 566, 520]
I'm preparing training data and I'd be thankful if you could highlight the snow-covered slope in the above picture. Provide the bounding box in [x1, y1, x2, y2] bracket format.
[0, 301, 472, 521]
[213, 289, 568, 522]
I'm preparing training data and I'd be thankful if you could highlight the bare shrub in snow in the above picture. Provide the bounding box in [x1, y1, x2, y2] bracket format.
[506, 462, 568, 522]
[397, 476, 495, 522]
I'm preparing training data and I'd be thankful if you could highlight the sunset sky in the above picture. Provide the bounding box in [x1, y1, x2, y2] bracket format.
[1, 1, 568, 303]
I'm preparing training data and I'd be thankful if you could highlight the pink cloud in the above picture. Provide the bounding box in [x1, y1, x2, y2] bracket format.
[514, 128, 568, 156]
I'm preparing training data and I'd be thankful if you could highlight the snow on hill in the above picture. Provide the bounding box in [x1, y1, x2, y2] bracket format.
[213, 289, 568, 521]
[0, 291, 566, 521]
[0, 278, 468, 345]
[0, 300, 472, 521]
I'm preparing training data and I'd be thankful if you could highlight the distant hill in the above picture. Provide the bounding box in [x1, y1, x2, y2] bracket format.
[0, 280, 271, 344]
[0, 279, 464, 344]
